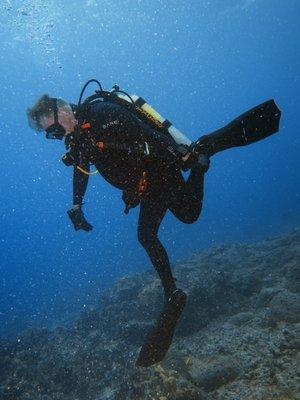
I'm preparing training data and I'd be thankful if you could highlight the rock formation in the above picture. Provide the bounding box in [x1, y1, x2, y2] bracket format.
[1, 230, 299, 399]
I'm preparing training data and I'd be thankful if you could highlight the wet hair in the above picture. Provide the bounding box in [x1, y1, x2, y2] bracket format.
[26, 94, 71, 131]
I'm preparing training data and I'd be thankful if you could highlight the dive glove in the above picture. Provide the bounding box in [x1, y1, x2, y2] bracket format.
[67, 206, 93, 231]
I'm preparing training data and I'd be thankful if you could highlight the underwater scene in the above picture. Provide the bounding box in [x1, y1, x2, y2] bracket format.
[0, 1, 299, 399]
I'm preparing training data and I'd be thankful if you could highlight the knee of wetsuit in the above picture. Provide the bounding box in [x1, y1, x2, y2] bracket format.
[178, 204, 202, 224]
[182, 215, 198, 224]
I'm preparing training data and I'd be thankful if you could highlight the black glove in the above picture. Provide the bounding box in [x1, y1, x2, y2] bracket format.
[67, 207, 93, 231]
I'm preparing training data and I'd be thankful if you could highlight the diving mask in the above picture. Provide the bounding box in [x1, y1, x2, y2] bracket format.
[45, 98, 66, 140]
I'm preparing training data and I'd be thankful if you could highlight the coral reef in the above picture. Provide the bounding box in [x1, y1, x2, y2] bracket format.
[1, 230, 299, 399]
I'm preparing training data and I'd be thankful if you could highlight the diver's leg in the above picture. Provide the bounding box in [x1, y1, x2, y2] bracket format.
[137, 197, 177, 299]
[169, 160, 209, 224]
[136, 193, 188, 368]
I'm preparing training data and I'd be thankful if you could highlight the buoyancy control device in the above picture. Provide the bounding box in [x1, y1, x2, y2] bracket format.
[62, 79, 190, 178]
[77, 79, 192, 147]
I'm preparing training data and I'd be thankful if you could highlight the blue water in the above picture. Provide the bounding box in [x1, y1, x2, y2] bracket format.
[0, 0, 299, 338]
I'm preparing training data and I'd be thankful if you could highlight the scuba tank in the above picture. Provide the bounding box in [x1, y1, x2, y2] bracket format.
[114, 90, 192, 147]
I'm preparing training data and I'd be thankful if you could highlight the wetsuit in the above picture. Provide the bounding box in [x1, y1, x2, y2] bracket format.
[66, 100, 206, 298]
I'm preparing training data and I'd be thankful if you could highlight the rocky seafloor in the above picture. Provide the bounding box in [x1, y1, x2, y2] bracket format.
[1, 230, 299, 400]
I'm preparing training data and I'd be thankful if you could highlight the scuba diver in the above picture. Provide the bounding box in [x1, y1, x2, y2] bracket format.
[27, 79, 281, 367]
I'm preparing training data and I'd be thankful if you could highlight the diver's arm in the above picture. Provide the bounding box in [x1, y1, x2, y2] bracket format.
[67, 165, 93, 231]
[73, 164, 90, 206]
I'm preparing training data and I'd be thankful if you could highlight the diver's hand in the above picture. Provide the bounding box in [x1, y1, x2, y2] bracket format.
[67, 206, 93, 231]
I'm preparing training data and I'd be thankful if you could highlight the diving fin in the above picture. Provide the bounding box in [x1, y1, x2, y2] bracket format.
[184, 99, 281, 168]
[136, 289, 187, 368]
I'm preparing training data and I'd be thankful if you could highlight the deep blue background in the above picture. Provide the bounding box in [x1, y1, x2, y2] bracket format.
[0, 0, 299, 338]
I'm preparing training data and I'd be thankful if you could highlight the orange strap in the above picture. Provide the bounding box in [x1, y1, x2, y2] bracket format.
[96, 141, 105, 150]
[138, 171, 148, 196]
[80, 121, 105, 151]
[81, 122, 91, 129]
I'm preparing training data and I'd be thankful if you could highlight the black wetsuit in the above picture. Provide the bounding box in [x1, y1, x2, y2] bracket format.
[66, 100, 206, 298]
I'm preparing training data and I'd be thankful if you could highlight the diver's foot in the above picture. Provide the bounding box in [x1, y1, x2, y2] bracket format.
[193, 153, 210, 172]
[182, 152, 210, 172]
[181, 134, 213, 171]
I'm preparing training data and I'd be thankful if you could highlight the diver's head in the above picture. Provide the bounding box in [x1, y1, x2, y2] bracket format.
[27, 94, 77, 140]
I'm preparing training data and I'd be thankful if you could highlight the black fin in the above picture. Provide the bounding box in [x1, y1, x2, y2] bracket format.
[136, 289, 187, 368]
[224, 99, 281, 146]
[188, 99, 281, 161]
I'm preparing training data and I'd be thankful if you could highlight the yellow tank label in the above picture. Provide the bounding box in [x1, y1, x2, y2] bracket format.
[141, 103, 164, 123]
[137, 107, 163, 128]
[137, 107, 164, 128]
